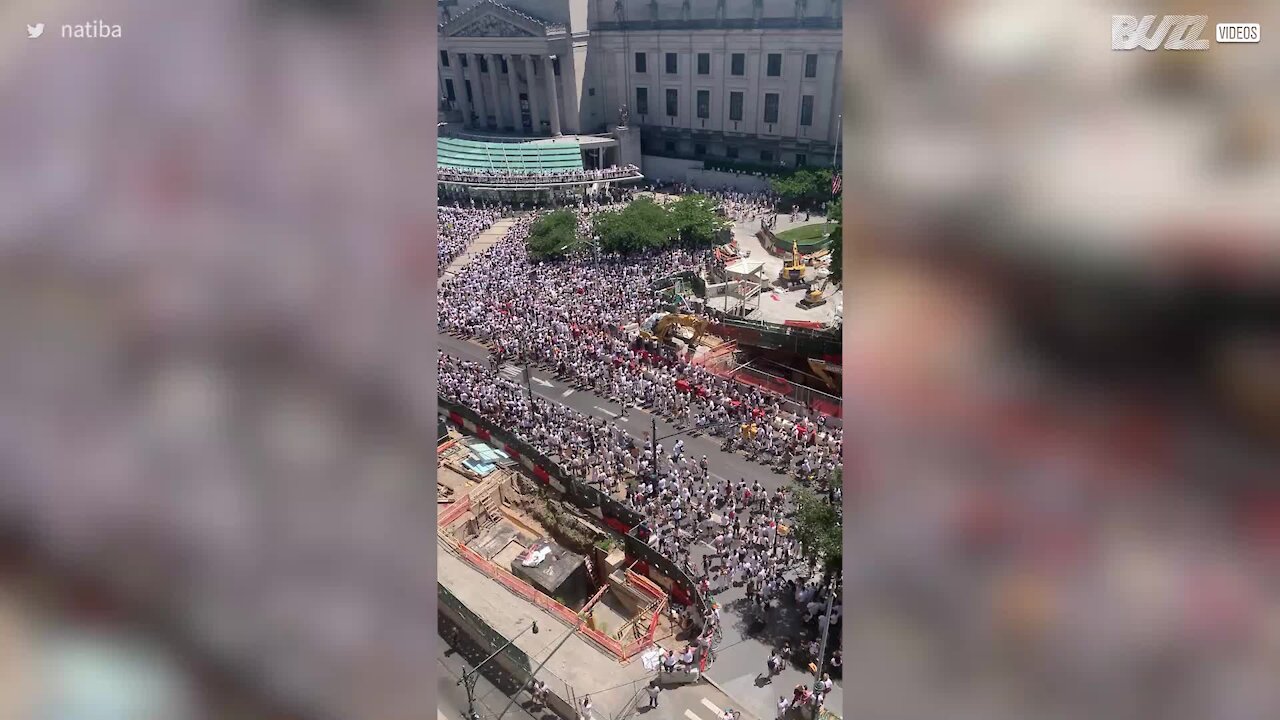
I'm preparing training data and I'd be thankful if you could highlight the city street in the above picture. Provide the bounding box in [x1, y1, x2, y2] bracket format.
[438, 333, 843, 720]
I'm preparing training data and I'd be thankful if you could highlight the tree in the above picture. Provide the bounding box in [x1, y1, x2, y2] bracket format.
[667, 194, 728, 246]
[769, 167, 834, 209]
[790, 488, 842, 579]
[526, 209, 580, 260]
[826, 197, 842, 285]
[593, 197, 673, 254]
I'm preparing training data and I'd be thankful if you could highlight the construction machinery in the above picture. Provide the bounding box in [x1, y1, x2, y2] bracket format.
[806, 358, 842, 391]
[799, 274, 831, 309]
[780, 239, 806, 286]
[639, 313, 710, 346]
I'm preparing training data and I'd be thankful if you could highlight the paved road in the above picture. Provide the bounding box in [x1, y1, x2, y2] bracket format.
[437, 333, 784, 491]
[438, 333, 843, 720]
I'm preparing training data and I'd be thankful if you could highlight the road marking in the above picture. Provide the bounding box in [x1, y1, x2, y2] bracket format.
[532, 377, 554, 387]
[684, 711, 703, 720]
[701, 698, 724, 717]
[561, 389, 576, 397]
[595, 406, 619, 418]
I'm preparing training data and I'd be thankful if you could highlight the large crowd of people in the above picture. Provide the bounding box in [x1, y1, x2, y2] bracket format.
[437, 193, 844, 682]
[438, 352, 842, 678]
[437, 203, 501, 272]
[439, 164, 642, 186]
[438, 211, 841, 476]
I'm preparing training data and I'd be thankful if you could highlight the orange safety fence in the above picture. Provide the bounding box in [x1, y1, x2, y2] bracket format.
[725, 366, 794, 396]
[625, 569, 665, 601]
[451, 541, 668, 661]
[438, 496, 473, 528]
[455, 543, 581, 627]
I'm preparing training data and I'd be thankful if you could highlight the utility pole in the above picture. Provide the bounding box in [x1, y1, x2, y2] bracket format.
[523, 362, 535, 419]
[651, 416, 659, 482]
[495, 614, 587, 720]
[811, 586, 835, 714]
[459, 620, 540, 720]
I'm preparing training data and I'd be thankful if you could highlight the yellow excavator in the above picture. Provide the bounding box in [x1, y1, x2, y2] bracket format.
[639, 313, 710, 346]
[780, 239, 806, 286]
[799, 275, 830, 309]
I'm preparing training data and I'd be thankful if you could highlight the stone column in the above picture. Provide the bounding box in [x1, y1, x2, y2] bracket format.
[488, 53, 509, 130]
[504, 53, 523, 133]
[544, 54, 562, 136]
[467, 53, 490, 129]
[523, 54, 544, 135]
[450, 51, 473, 128]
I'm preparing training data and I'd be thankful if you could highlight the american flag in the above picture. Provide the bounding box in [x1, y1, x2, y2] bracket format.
[831, 173, 841, 195]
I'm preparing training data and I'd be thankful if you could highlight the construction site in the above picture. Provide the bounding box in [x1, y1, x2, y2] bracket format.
[629, 215, 844, 419]
[437, 430, 687, 720]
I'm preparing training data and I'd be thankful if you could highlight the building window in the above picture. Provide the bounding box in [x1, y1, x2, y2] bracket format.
[460, 54, 468, 68]
[479, 57, 488, 73]
[500, 57, 508, 74]
[728, 92, 743, 122]
[464, 80, 473, 102]
[588, 88, 595, 96]
[636, 87, 649, 115]
[800, 95, 814, 126]
[666, 88, 678, 117]
[767, 53, 782, 77]
[635, 52, 646, 73]
[726, 146, 739, 159]
[805, 54, 818, 78]
[440, 51, 450, 67]
[763, 93, 779, 124]
[552, 57, 561, 76]
[730, 53, 745, 76]
[444, 78, 455, 101]
[696, 90, 710, 119]
[665, 53, 677, 75]
[697, 53, 710, 75]
[761, 150, 774, 163]
[795, 153, 807, 167]
[694, 143, 706, 157]
[665, 140, 677, 154]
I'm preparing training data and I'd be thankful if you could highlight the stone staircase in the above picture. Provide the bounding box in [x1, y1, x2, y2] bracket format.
[442, 216, 518, 277]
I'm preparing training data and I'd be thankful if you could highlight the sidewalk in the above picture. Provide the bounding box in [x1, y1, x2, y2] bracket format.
[621, 676, 764, 720]
[681, 542, 843, 720]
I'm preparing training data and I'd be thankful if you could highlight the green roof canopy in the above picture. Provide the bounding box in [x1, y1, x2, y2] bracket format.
[438, 137, 584, 173]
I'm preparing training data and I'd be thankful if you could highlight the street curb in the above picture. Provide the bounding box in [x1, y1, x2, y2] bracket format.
[696, 675, 763, 720]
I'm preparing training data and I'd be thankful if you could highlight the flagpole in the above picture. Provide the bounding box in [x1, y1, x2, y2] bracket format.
[832, 114, 842, 168]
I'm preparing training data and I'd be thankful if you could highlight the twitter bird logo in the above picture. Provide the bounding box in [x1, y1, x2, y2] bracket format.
[27, 23, 44, 38]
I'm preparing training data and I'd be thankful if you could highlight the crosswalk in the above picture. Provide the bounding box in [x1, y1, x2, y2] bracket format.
[499, 363, 522, 380]
[683, 696, 732, 720]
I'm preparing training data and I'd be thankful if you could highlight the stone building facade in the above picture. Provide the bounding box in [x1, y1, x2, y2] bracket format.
[438, 0, 842, 168]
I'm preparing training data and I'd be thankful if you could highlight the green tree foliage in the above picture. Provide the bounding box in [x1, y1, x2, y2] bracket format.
[668, 194, 728, 246]
[791, 488, 842, 578]
[526, 209, 581, 260]
[827, 196, 842, 285]
[593, 198, 673, 254]
[769, 167, 835, 209]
